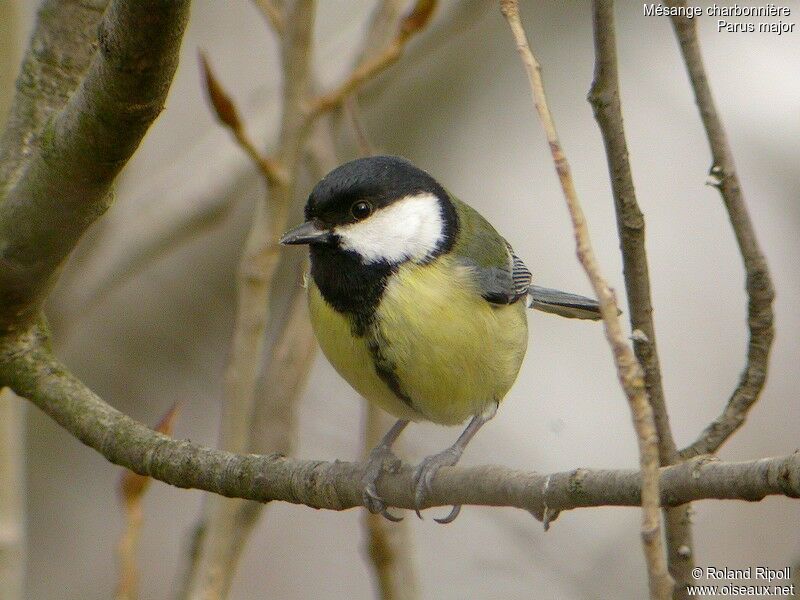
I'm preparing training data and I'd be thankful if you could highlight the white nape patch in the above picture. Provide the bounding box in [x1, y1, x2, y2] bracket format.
[335, 193, 445, 264]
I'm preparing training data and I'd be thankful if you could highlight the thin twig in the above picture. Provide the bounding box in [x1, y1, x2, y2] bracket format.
[116, 405, 181, 600]
[306, 0, 437, 120]
[587, 2, 695, 595]
[199, 52, 287, 186]
[358, 0, 408, 64]
[1, 337, 799, 514]
[665, 0, 775, 460]
[588, 0, 677, 473]
[0, 23, 25, 600]
[115, 498, 142, 600]
[186, 2, 317, 597]
[55, 2, 491, 326]
[363, 406, 418, 600]
[0, 0, 20, 125]
[252, 0, 285, 35]
[190, 286, 316, 599]
[345, 97, 377, 157]
[346, 8, 417, 591]
[499, 1, 672, 597]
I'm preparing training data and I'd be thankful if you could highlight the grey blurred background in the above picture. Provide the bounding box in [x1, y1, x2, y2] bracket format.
[2, 0, 799, 598]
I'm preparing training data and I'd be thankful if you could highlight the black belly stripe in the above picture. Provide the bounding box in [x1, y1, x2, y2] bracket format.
[367, 333, 414, 409]
[310, 244, 392, 336]
[310, 243, 414, 408]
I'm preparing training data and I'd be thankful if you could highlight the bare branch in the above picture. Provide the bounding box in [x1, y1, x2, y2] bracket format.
[345, 9, 417, 589]
[587, 1, 694, 594]
[1, 335, 798, 516]
[363, 406, 419, 600]
[0, 0, 21, 125]
[588, 0, 677, 469]
[664, 0, 775, 460]
[346, 97, 377, 156]
[252, 0, 286, 35]
[499, 1, 672, 597]
[0, 11, 26, 600]
[116, 404, 181, 600]
[188, 286, 316, 599]
[0, 0, 191, 333]
[307, 0, 437, 119]
[199, 51, 287, 186]
[57, 2, 491, 319]
[358, 0, 407, 63]
[0, 0, 108, 191]
[187, 1, 318, 596]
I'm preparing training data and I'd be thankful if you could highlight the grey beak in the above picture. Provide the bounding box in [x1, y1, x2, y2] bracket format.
[279, 220, 332, 245]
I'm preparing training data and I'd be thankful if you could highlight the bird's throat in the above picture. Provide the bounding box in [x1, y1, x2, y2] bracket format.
[309, 245, 394, 337]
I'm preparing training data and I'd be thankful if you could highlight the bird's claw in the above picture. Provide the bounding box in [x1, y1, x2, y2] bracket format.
[412, 447, 463, 524]
[362, 445, 403, 522]
[363, 482, 403, 521]
[434, 505, 461, 524]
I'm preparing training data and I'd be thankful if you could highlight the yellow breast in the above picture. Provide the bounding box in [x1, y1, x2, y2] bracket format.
[308, 256, 528, 425]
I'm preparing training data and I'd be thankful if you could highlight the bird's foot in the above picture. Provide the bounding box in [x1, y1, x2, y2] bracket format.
[362, 444, 403, 522]
[413, 446, 463, 524]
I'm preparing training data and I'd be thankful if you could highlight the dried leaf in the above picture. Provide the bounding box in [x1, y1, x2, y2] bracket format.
[398, 0, 437, 42]
[198, 51, 242, 132]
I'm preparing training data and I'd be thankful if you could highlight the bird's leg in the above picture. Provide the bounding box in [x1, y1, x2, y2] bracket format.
[363, 418, 409, 522]
[413, 402, 498, 524]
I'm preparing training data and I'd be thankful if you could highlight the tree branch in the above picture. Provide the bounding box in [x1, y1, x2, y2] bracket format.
[588, 0, 677, 473]
[345, 9, 418, 594]
[1, 334, 798, 517]
[664, 0, 775, 460]
[499, 1, 672, 597]
[363, 405, 418, 600]
[199, 52, 288, 186]
[252, 0, 285, 36]
[0, 0, 191, 333]
[54, 2, 492, 324]
[587, 2, 694, 596]
[306, 0, 437, 120]
[0, 0, 108, 192]
[187, 2, 317, 596]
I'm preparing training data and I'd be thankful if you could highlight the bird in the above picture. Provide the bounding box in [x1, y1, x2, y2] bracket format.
[280, 155, 602, 523]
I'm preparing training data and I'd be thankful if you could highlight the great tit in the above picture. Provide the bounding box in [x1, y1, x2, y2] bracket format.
[281, 155, 601, 523]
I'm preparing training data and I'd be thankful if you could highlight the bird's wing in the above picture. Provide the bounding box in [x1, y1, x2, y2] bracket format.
[527, 285, 602, 320]
[446, 194, 603, 318]
[448, 195, 531, 305]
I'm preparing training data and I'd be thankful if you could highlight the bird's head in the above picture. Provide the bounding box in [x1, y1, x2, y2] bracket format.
[280, 156, 457, 265]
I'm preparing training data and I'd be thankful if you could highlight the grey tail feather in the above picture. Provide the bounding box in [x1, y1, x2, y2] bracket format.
[527, 285, 603, 321]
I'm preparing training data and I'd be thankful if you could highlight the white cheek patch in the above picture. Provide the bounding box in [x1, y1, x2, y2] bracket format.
[335, 193, 445, 264]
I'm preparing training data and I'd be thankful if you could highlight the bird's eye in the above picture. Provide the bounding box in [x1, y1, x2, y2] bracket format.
[350, 201, 373, 220]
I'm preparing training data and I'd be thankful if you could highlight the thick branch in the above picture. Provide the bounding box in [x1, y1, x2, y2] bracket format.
[499, 1, 672, 597]
[665, 1, 775, 459]
[0, 0, 108, 191]
[0, 0, 191, 333]
[588, 2, 694, 595]
[1, 337, 798, 515]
